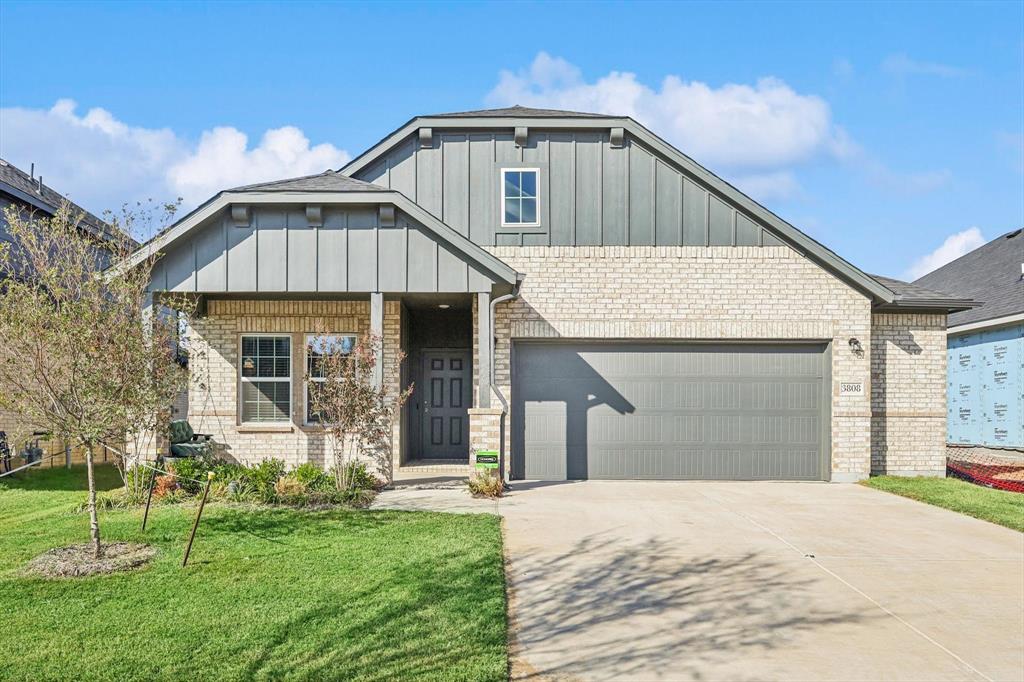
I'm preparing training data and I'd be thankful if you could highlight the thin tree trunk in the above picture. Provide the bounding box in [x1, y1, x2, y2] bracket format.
[85, 444, 101, 559]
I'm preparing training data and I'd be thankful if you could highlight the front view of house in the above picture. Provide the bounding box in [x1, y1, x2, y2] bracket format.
[131, 106, 972, 482]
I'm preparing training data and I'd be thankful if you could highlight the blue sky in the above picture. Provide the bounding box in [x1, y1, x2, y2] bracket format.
[1, 1, 1021, 279]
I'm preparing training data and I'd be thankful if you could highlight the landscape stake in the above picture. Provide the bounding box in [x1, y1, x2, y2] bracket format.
[182, 471, 215, 567]
[141, 458, 160, 531]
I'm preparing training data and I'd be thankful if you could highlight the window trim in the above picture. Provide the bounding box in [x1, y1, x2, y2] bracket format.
[500, 167, 541, 228]
[304, 332, 358, 426]
[238, 333, 293, 425]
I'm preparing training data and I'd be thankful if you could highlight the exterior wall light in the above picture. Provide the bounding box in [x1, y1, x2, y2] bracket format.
[848, 338, 864, 356]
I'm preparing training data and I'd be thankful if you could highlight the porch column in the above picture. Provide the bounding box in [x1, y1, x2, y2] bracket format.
[370, 292, 383, 389]
[477, 292, 491, 408]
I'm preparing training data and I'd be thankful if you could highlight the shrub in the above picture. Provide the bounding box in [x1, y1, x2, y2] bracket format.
[168, 455, 214, 494]
[226, 480, 259, 503]
[153, 474, 178, 499]
[273, 475, 309, 505]
[467, 473, 503, 498]
[292, 463, 333, 492]
[333, 462, 383, 492]
[247, 458, 286, 502]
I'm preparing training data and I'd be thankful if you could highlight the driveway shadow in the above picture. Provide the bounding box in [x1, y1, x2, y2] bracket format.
[508, 533, 874, 680]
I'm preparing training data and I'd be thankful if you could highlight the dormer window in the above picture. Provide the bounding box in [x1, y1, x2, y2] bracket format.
[501, 168, 539, 226]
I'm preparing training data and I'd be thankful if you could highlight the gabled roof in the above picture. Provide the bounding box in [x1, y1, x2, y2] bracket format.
[914, 229, 1023, 327]
[871, 275, 975, 313]
[0, 157, 130, 245]
[429, 104, 612, 119]
[120, 173, 519, 287]
[228, 170, 390, 193]
[338, 110, 899, 304]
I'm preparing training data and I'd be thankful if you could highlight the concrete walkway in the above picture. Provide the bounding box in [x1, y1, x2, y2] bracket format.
[374, 479, 1024, 681]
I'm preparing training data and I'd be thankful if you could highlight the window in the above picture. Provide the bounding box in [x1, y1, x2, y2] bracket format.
[305, 334, 357, 424]
[501, 169, 539, 226]
[240, 335, 291, 423]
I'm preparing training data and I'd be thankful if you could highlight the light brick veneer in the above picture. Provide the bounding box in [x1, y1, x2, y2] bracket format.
[187, 299, 402, 473]
[484, 245, 875, 480]
[870, 312, 948, 476]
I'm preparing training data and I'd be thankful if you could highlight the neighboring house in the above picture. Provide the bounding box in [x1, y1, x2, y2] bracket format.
[0, 158, 135, 445]
[915, 229, 1023, 458]
[126, 106, 973, 482]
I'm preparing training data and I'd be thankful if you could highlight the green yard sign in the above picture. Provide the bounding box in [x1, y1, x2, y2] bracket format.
[475, 450, 499, 469]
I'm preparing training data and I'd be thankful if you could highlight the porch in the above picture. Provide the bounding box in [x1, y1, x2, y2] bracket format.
[135, 184, 519, 476]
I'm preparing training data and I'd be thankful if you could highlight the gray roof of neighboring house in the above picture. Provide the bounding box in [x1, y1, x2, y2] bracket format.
[913, 228, 1023, 326]
[0, 157, 128, 244]
[228, 170, 389, 193]
[429, 104, 611, 119]
[871, 275, 975, 312]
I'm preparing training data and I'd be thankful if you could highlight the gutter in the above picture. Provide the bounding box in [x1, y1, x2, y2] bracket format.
[489, 274, 524, 484]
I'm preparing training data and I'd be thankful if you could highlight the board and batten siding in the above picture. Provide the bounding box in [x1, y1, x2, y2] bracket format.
[354, 129, 786, 249]
[148, 204, 496, 294]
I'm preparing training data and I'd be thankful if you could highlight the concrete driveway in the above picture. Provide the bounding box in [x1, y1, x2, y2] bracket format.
[499, 481, 1024, 682]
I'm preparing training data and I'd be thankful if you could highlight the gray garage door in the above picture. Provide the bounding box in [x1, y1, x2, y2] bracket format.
[512, 342, 829, 481]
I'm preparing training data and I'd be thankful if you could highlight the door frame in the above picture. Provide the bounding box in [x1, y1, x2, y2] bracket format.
[419, 347, 472, 460]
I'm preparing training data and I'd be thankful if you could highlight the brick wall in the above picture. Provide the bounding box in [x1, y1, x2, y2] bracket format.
[484, 245, 875, 480]
[186, 299, 402, 474]
[871, 312, 948, 476]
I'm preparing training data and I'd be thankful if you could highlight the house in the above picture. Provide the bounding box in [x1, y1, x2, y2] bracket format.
[126, 106, 973, 482]
[914, 229, 1023, 460]
[0, 158, 133, 448]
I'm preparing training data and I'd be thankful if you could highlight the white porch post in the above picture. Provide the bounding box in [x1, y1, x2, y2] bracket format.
[477, 292, 492, 408]
[370, 292, 384, 389]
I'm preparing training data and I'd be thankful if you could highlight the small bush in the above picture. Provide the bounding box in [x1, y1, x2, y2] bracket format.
[292, 463, 333, 492]
[248, 458, 287, 502]
[153, 474, 178, 499]
[467, 473, 503, 498]
[168, 456, 214, 494]
[273, 475, 309, 505]
[332, 462, 383, 492]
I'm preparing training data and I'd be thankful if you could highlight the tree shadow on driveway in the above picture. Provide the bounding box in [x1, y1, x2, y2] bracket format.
[508, 533, 875, 681]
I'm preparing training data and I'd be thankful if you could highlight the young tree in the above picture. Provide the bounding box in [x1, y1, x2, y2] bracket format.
[0, 201, 195, 558]
[305, 333, 411, 489]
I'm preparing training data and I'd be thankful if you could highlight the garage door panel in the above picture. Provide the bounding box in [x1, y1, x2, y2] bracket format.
[514, 342, 828, 481]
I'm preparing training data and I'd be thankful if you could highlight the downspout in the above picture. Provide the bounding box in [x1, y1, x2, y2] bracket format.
[489, 275, 523, 485]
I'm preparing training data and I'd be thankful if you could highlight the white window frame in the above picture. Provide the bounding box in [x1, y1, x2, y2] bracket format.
[500, 167, 541, 227]
[239, 333, 293, 425]
[304, 333, 358, 426]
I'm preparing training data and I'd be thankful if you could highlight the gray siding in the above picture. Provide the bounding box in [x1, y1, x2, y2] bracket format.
[353, 129, 784, 249]
[148, 205, 496, 294]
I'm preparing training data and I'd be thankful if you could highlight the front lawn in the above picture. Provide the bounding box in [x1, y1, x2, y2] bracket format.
[0, 465, 507, 681]
[863, 475, 1024, 532]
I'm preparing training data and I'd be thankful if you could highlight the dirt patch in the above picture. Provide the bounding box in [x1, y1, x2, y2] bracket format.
[24, 543, 156, 578]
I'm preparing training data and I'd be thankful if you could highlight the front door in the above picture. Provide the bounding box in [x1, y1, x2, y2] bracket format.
[421, 350, 471, 459]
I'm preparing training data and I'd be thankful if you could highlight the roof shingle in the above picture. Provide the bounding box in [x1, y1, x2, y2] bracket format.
[428, 104, 612, 119]
[228, 171, 390, 193]
[0, 157, 123, 242]
[913, 229, 1023, 326]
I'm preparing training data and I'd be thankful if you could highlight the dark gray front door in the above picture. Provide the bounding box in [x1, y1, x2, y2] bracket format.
[421, 350, 471, 459]
[513, 342, 829, 481]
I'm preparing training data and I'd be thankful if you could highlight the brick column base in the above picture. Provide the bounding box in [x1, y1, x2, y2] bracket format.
[468, 408, 504, 476]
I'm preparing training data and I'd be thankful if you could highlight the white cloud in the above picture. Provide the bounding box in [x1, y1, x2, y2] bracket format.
[487, 52, 852, 173]
[0, 99, 350, 215]
[486, 53, 955, 203]
[882, 54, 969, 78]
[167, 126, 351, 205]
[904, 227, 986, 280]
[727, 171, 803, 202]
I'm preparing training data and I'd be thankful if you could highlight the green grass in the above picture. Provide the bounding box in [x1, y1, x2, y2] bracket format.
[863, 475, 1024, 532]
[0, 465, 507, 681]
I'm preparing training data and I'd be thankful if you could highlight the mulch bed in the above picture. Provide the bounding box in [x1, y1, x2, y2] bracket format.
[24, 542, 156, 578]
